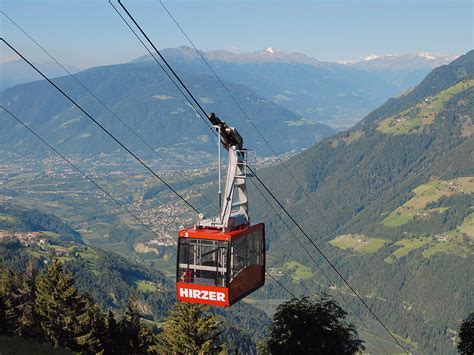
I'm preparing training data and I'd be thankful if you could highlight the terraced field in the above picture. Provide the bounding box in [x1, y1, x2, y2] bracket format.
[384, 237, 432, 264]
[421, 237, 471, 259]
[457, 211, 474, 240]
[377, 79, 474, 135]
[329, 234, 387, 253]
[422, 212, 474, 258]
[382, 177, 474, 227]
[384, 212, 473, 262]
[135, 280, 160, 293]
[283, 261, 313, 282]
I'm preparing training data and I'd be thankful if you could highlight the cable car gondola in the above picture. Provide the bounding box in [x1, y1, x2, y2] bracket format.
[176, 114, 265, 307]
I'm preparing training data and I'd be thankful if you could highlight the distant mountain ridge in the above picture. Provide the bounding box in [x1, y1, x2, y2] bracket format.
[134, 46, 325, 67]
[133, 46, 460, 129]
[0, 59, 80, 91]
[135, 47, 457, 70]
[0, 61, 334, 159]
[340, 52, 458, 70]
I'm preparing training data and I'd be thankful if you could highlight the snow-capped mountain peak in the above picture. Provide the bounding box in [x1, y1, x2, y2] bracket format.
[364, 54, 380, 61]
[339, 52, 459, 70]
[264, 47, 276, 55]
[417, 51, 437, 60]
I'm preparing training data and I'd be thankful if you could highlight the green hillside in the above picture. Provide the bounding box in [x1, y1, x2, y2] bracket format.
[377, 79, 473, 135]
[251, 50, 474, 353]
[0, 205, 270, 352]
[0, 204, 82, 243]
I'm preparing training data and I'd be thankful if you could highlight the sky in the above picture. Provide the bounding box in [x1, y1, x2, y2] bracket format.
[1, 0, 472, 69]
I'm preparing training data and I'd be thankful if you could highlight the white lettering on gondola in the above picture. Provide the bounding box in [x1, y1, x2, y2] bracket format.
[179, 287, 226, 302]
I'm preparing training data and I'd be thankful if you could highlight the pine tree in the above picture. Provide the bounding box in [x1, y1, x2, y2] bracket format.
[0, 293, 7, 335]
[75, 297, 108, 354]
[119, 294, 156, 355]
[103, 310, 122, 354]
[157, 302, 223, 354]
[0, 268, 20, 335]
[35, 259, 88, 350]
[15, 262, 40, 339]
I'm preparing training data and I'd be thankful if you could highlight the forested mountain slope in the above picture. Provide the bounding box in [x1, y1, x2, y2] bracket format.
[0, 61, 333, 159]
[252, 50, 473, 353]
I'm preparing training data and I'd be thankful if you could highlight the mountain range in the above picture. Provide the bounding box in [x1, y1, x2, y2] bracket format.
[0, 61, 334, 159]
[134, 47, 460, 129]
[1, 47, 459, 134]
[135, 46, 455, 71]
[339, 52, 458, 70]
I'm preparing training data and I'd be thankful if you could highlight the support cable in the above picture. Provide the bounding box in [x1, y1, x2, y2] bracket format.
[249, 166, 408, 353]
[251, 180, 392, 353]
[151, 5, 400, 323]
[147, 5, 407, 348]
[157, 0, 342, 232]
[111, 0, 213, 132]
[265, 271, 300, 300]
[0, 106, 169, 244]
[0, 38, 200, 215]
[105, 6, 407, 351]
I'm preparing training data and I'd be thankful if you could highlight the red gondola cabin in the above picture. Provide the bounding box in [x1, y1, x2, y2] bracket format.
[176, 113, 265, 307]
[176, 223, 265, 307]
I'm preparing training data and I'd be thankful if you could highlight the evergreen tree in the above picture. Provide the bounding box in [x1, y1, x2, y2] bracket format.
[35, 259, 88, 350]
[0, 293, 7, 335]
[75, 298, 108, 354]
[0, 263, 160, 354]
[103, 310, 122, 354]
[157, 302, 223, 354]
[119, 294, 156, 354]
[458, 312, 474, 355]
[15, 262, 40, 339]
[261, 296, 365, 355]
[0, 268, 20, 335]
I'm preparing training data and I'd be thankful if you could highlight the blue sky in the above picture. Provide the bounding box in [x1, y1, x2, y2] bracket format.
[1, 0, 472, 68]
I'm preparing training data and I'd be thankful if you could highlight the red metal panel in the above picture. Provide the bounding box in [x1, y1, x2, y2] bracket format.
[178, 227, 231, 241]
[178, 223, 264, 242]
[176, 282, 230, 307]
[229, 265, 265, 304]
